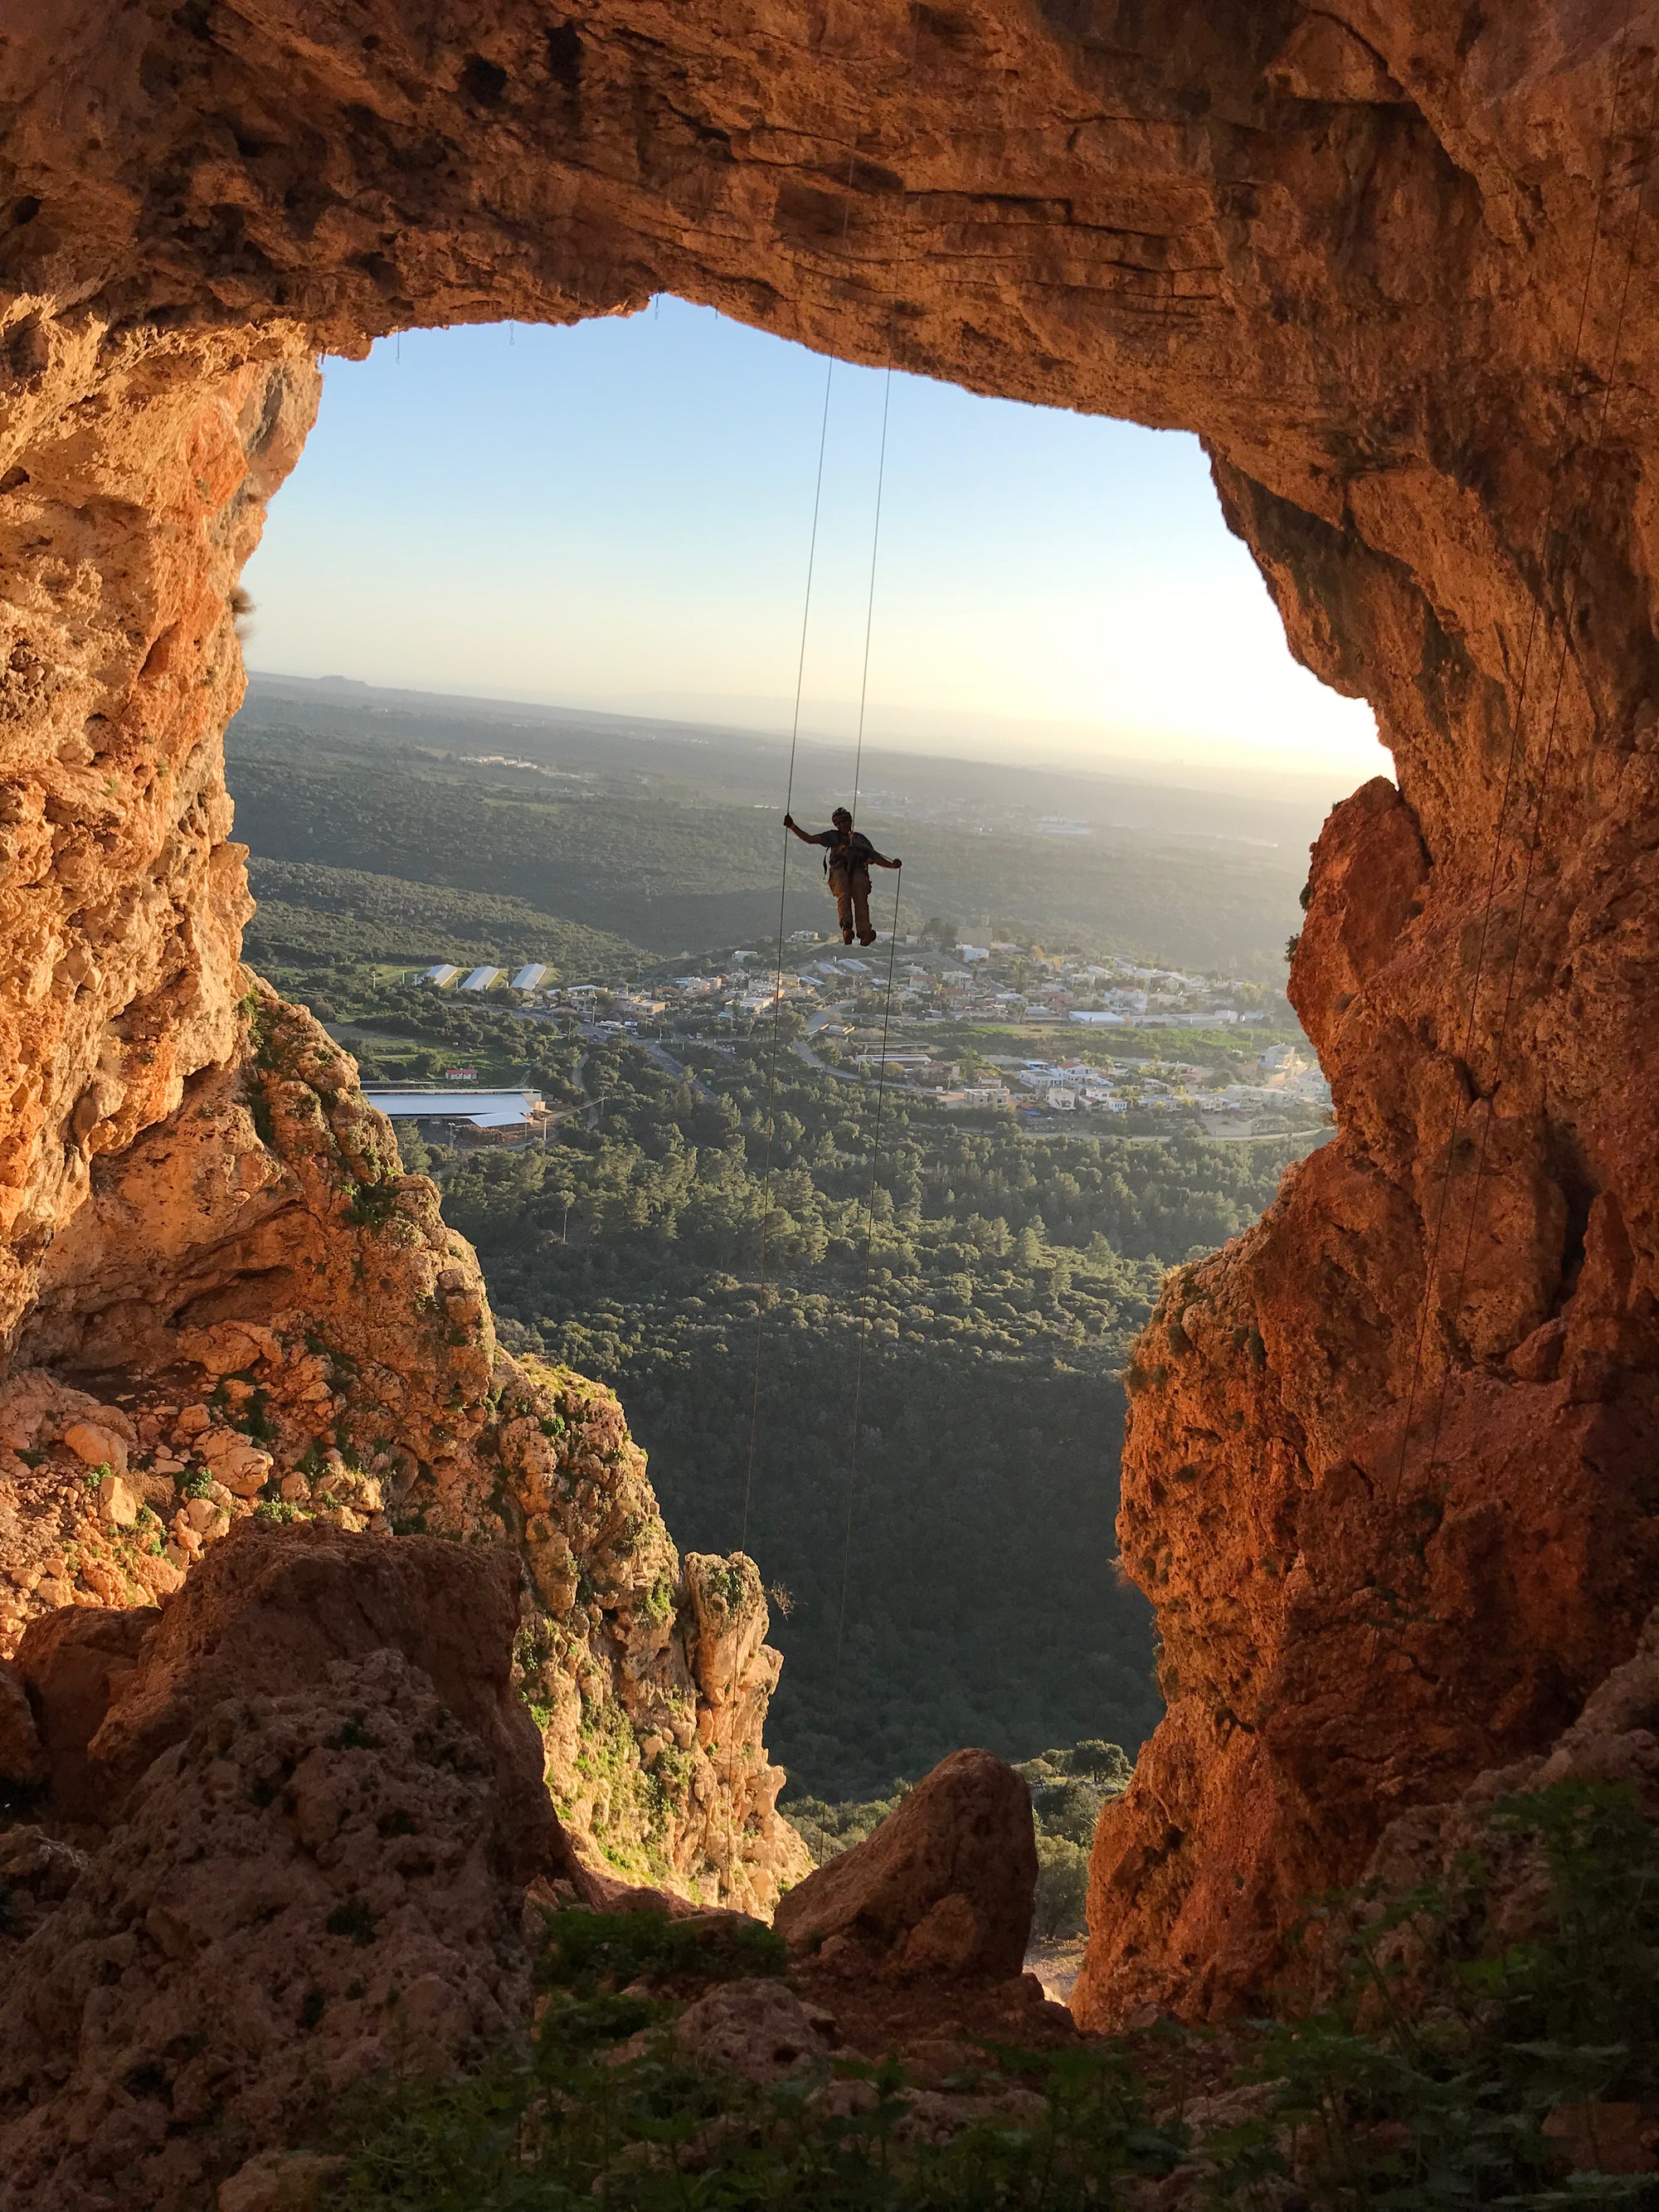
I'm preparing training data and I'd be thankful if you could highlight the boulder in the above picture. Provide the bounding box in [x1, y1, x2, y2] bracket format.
[95, 1471, 139, 1528]
[0, 1648, 534, 2212]
[775, 1748, 1037, 1980]
[82, 1519, 575, 1879]
[197, 1429, 275, 1497]
[60, 1421, 127, 1476]
[673, 1979, 828, 2083]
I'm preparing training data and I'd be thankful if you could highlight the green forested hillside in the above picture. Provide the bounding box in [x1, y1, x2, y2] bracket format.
[227, 678, 1329, 1800]
[332, 994, 1319, 1799]
[244, 858, 644, 975]
[226, 695, 1313, 975]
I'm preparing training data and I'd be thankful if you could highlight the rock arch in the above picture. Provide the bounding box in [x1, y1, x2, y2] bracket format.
[5, 0, 1659, 2016]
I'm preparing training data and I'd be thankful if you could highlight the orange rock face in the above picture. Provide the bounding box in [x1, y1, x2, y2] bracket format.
[0, 989, 810, 1912]
[776, 1747, 1037, 1981]
[6, 0, 1659, 2019]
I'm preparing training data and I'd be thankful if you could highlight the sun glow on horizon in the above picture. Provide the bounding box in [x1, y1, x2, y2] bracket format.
[243, 304, 1389, 796]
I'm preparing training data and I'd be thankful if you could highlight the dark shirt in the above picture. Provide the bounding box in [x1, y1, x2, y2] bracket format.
[801, 828, 888, 876]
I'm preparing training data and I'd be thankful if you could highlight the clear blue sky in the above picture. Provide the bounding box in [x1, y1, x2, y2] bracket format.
[243, 298, 1386, 787]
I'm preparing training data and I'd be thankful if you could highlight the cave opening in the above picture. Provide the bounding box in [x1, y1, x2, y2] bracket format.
[223, 300, 1371, 1813]
[6, 0, 1657, 2044]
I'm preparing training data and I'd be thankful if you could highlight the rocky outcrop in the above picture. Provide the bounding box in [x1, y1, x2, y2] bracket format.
[7, 0, 1659, 2021]
[776, 1748, 1036, 1981]
[1358, 1599, 1659, 1973]
[12, 1604, 158, 1821]
[0, 1540, 544, 2211]
[0, 1568, 1058, 2206]
[0, 989, 807, 1909]
[51, 1523, 566, 1872]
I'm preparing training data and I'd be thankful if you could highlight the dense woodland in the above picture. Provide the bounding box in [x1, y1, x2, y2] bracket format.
[228, 683, 1326, 1806]
[245, 858, 642, 975]
[314, 985, 1318, 1801]
[226, 696, 1313, 975]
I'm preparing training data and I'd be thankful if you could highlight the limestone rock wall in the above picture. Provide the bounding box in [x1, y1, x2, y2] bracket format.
[0, 986, 808, 1912]
[6, 0, 1659, 2015]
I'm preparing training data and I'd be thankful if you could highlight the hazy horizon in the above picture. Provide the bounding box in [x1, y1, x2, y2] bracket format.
[246, 667, 1365, 817]
[242, 301, 1390, 792]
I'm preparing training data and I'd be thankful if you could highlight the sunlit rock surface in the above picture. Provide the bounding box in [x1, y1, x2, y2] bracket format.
[0, 991, 807, 1913]
[5, 0, 1659, 2020]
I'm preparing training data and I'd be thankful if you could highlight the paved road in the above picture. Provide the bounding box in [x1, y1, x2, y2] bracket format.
[569, 1020, 717, 1101]
[640, 1036, 714, 1101]
[791, 1038, 860, 1083]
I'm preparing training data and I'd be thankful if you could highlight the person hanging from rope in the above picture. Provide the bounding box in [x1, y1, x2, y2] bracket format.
[784, 806, 901, 946]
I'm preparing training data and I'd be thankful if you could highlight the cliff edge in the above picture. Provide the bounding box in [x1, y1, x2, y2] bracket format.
[0, 984, 807, 1911]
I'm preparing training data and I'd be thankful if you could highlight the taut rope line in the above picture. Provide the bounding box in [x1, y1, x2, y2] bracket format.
[741, 7, 918, 1575]
[836, 867, 905, 1674]
[834, 8, 919, 1670]
[741, 348, 839, 1554]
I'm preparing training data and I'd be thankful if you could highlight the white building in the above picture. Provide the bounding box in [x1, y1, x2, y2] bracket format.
[423, 964, 461, 989]
[362, 1087, 545, 1143]
[460, 965, 503, 993]
[937, 1085, 1011, 1111]
[510, 963, 549, 993]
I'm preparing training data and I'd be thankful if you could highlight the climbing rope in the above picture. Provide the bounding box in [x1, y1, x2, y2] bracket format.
[848, 359, 895, 827]
[742, 12, 917, 1573]
[833, 16, 919, 1664]
[836, 867, 905, 1674]
[741, 349, 839, 1554]
[1374, 5, 1656, 1628]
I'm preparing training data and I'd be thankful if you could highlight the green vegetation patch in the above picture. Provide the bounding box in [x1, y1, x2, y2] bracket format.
[432, 1028, 1316, 1796]
[243, 865, 645, 978]
[539, 1906, 786, 1993]
[320, 1782, 1659, 2210]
